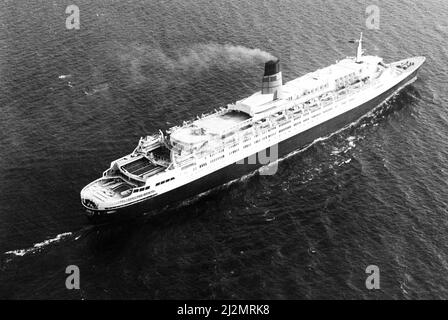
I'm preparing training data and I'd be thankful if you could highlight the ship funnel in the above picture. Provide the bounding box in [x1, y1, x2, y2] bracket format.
[262, 59, 282, 95]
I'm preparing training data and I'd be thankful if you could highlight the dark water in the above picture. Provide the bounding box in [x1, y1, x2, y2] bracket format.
[1, 0, 448, 299]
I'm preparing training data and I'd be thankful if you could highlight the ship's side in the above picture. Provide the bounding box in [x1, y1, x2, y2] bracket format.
[80, 35, 426, 221]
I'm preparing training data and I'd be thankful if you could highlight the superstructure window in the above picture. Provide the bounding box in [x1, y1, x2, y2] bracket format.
[211, 155, 225, 163]
[156, 177, 175, 186]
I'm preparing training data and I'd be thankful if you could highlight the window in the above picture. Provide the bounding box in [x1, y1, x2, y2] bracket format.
[156, 177, 175, 186]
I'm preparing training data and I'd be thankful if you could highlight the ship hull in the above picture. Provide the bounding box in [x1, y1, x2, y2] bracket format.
[86, 69, 419, 222]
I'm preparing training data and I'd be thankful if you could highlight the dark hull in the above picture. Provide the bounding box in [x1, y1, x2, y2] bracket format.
[86, 70, 418, 222]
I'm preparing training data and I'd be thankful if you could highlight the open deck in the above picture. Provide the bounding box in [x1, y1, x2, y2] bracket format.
[196, 111, 250, 134]
[121, 157, 165, 178]
[170, 110, 251, 146]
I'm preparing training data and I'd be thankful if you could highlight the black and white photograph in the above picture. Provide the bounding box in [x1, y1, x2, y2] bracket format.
[0, 0, 447, 304]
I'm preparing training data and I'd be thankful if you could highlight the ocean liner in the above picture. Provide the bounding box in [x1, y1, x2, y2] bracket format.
[80, 34, 425, 220]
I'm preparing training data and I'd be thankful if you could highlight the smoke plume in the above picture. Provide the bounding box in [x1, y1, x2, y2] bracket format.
[116, 42, 276, 85]
[176, 43, 277, 70]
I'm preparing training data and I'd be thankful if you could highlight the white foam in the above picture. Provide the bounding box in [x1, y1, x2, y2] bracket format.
[331, 148, 342, 155]
[4, 232, 72, 257]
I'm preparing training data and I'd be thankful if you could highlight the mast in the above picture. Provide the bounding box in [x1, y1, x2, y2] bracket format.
[356, 32, 364, 63]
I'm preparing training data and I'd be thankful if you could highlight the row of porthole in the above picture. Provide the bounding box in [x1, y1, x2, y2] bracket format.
[211, 155, 225, 163]
[195, 120, 313, 170]
[133, 186, 151, 193]
[194, 114, 327, 169]
[156, 177, 175, 186]
[116, 190, 154, 204]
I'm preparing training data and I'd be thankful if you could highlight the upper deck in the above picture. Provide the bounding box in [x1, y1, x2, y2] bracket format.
[121, 156, 165, 178]
[168, 54, 383, 153]
[169, 110, 250, 147]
